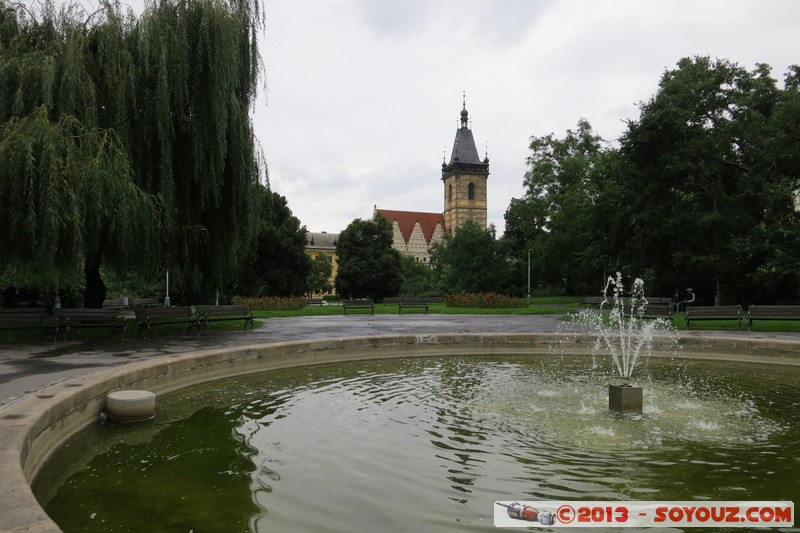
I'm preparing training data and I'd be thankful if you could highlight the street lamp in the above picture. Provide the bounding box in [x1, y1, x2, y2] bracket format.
[527, 249, 531, 306]
[164, 270, 171, 307]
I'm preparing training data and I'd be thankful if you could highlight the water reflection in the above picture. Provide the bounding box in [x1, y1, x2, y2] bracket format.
[37, 355, 800, 533]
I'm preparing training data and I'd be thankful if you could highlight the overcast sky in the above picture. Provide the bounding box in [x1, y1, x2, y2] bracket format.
[254, 0, 799, 236]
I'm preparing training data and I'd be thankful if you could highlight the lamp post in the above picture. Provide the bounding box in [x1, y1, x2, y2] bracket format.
[164, 270, 171, 307]
[527, 249, 531, 306]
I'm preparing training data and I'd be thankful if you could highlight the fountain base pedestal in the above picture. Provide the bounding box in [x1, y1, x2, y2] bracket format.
[608, 384, 642, 415]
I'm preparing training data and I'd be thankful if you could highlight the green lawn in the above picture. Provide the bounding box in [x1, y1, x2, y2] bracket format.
[253, 296, 584, 318]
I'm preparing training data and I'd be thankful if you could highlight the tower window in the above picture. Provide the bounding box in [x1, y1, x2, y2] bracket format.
[468, 182, 475, 200]
[448, 184, 453, 202]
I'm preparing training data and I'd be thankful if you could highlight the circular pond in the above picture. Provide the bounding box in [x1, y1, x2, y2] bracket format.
[34, 354, 800, 532]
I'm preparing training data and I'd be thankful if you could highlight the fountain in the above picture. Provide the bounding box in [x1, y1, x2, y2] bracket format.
[31, 354, 800, 532]
[4, 295, 797, 531]
[573, 272, 679, 415]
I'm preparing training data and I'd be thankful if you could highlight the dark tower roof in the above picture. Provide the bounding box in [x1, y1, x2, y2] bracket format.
[443, 96, 490, 176]
[449, 98, 482, 164]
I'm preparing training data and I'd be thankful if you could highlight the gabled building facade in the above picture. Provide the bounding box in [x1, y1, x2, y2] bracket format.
[372, 207, 446, 265]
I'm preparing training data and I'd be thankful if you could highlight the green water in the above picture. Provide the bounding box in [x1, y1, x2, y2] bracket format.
[34, 355, 800, 532]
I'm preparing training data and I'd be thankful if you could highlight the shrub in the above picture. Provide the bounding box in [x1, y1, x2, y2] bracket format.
[444, 293, 527, 309]
[232, 295, 306, 311]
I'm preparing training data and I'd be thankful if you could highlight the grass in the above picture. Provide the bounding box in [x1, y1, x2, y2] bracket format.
[253, 297, 584, 318]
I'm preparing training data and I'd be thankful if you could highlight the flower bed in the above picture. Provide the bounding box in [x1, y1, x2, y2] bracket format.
[444, 293, 527, 309]
[231, 295, 306, 311]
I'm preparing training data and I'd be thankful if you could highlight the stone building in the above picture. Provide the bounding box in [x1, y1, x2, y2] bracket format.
[376, 96, 489, 263]
[304, 231, 339, 296]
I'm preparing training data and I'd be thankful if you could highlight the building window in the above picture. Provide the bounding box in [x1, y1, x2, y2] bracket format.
[468, 182, 475, 200]
[448, 184, 453, 202]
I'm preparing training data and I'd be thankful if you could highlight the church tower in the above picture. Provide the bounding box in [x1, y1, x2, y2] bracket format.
[442, 95, 489, 233]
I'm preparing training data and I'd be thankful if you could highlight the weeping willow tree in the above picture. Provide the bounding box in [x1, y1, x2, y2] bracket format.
[0, 1, 160, 306]
[0, 0, 264, 306]
[129, 0, 264, 303]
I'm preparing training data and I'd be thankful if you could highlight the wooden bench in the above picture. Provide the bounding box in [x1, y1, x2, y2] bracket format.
[135, 306, 197, 338]
[685, 305, 742, 330]
[196, 305, 254, 333]
[747, 305, 800, 330]
[397, 298, 431, 314]
[0, 308, 57, 339]
[644, 297, 672, 306]
[306, 298, 328, 306]
[343, 299, 375, 315]
[102, 298, 129, 311]
[628, 304, 673, 321]
[133, 298, 160, 308]
[55, 308, 126, 340]
[582, 296, 606, 308]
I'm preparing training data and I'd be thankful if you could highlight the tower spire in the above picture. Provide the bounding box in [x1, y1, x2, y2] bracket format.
[442, 94, 489, 233]
[460, 90, 469, 129]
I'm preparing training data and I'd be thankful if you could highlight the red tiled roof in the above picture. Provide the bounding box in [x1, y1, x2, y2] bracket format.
[376, 209, 445, 244]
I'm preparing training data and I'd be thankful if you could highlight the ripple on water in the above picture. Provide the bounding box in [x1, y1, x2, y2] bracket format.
[35, 355, 800, 533]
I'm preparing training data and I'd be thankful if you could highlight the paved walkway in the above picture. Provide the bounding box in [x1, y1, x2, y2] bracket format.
[3, 313, 800, 407]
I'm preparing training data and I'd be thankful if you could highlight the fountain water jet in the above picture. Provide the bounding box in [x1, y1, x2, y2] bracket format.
[576, 272, 679, 415]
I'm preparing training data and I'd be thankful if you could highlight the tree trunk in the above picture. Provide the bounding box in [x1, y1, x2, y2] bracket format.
[83, 252, 107, 308]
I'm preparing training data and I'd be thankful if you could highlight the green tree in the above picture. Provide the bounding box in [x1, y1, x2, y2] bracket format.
[126, 0, 264, 303]
[234, 187, 309, 297]
[335, 216, 401, 300]
[398, 254, 441, 296]
[0, 0, 264, 306]
[617, 57, 800, 303]
[0, 4, 159, 306]
[503, 119, 607, 295]
[432, 221, 510, 294]
[306, 253, 333, 296]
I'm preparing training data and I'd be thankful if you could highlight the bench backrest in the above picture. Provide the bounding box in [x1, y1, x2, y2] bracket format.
[685, 305, 741, 316]
[135, 306, 194, 319]
[630, 304, 672, 314]
[55, 308, 121, 324]
[748, 305, 800, 316]
[644, 297, 672, 305]
[196, 305, 251, 316]
[133, 298, 159, 307]
[0, 307, 49, 316]
[56, 308, 117, 315]
[343, 299, 374, 306]
[0, 308, 51, 326]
